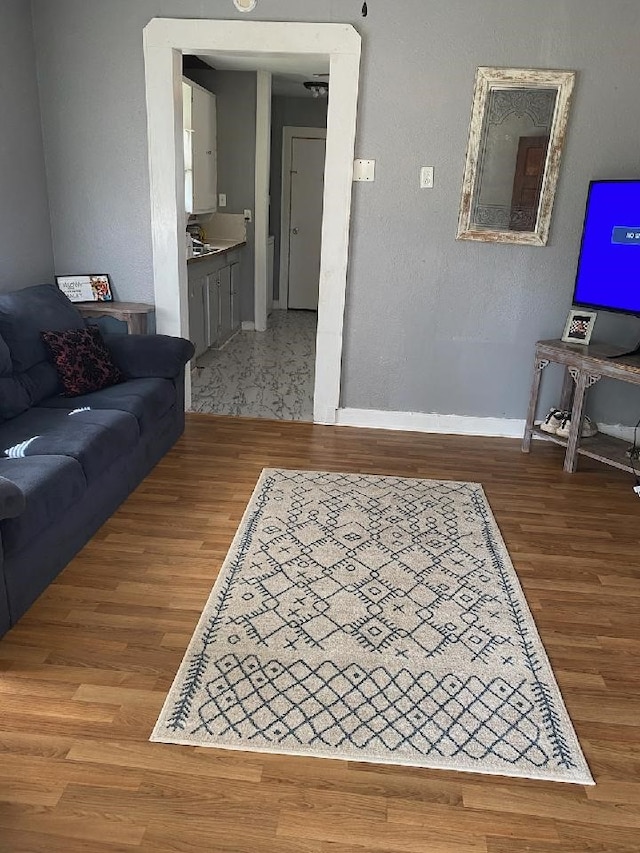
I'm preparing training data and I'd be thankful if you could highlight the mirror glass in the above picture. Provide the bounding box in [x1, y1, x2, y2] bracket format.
[457, 68, 575, 246]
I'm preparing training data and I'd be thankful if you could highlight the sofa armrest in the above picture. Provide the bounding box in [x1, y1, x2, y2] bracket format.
[102, 334, 195, 380]
[0, 476, 26, 521]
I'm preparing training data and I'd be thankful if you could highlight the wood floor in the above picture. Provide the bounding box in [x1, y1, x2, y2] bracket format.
[0, 414, 639, 853]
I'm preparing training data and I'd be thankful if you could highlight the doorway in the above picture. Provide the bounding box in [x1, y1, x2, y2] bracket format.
[143, 19, 361, 423]
[189, 84, 327, 420]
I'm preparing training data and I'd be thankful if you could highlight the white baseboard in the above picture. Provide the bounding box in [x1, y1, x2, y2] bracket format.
[599, 423, 637, 442]
[334, 408, 638, 444]
[241, 321, 255, 331]
[335, 408, 526, 438]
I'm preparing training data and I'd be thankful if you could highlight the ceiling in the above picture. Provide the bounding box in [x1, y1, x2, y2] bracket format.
[194, 51, 329, 99]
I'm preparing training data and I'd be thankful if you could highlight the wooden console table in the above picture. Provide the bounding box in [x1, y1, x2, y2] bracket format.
[77, 302, 155, 335]
[522, 339, 640, 473]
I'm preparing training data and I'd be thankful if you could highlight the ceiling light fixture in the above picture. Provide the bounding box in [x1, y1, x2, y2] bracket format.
[233, 0, 257, 11]
[304, 81, 329, 98]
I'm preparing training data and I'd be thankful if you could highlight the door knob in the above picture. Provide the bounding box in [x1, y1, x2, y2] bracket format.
[292, 227, 299, 235]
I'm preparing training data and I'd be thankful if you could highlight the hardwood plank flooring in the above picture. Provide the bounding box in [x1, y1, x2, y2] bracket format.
[0, 413, 639, 852]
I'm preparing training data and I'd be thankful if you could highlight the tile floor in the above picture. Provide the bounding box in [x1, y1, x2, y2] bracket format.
[190, 310, 317, 421]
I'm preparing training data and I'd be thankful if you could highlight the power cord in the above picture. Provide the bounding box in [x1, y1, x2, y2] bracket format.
[628, 415, 640, 495]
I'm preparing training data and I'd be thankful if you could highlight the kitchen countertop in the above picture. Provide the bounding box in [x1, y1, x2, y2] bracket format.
[187, 239, 246, 264]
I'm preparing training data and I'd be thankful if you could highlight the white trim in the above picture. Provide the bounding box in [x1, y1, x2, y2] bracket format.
[143, 44, 187, 339]
[336, 408, 527, 438]
[336, 410, 638, 444]
[599, 423, 637, 443]
[241, 320, 256, 331]
[143, 19, 361, 425]
[279, 126, 328, 313]
[254, 71, 271, 332]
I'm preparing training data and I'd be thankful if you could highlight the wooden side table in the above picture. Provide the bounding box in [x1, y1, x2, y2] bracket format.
[77, 302, 155, 335]
[522, 339, 640, 473]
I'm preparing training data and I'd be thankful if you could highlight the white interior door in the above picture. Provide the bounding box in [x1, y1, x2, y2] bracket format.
[287, 136, 326, 310]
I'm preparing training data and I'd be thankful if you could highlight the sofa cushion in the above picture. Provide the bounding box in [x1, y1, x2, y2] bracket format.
[40, 377, 176, 434]
[0, 456, 86, 557]
[0, 474, 27, 520]
[41, 326, 123, 396]
[0, 284, 85, 405]
[0, 407, 139, 484]
[0, 284, 85, 371]
[0, 333, 31, 420]
[103, 334, 195, 379]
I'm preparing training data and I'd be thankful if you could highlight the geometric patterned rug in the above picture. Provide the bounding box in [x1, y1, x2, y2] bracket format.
[151, 469, 593, 785]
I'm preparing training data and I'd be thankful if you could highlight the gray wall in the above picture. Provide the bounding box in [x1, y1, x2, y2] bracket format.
[0, 0, 53, 291]
[185, 67, 257, 321]
[30, 0, 640, 424]
[270, 95, 328, 302]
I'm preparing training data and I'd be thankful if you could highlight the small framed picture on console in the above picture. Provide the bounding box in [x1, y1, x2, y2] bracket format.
[56, 274, 113, 303]
[562, 308, 597, 345]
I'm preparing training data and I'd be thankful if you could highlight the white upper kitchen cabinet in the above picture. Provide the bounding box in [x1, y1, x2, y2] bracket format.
[182, 79, 217, 214]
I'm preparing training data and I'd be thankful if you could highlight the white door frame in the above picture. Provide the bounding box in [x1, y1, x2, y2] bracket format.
[143, 19, 361, 424]
[279, 126, 327, 313]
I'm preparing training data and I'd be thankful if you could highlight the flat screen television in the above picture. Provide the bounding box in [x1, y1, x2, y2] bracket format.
[572, 179, 640, 316]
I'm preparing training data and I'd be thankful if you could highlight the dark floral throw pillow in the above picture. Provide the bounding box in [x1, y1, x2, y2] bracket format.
[41, 326, 123, 397]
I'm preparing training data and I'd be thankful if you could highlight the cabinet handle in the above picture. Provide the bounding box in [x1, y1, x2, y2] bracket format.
[292, 227, 299, 235]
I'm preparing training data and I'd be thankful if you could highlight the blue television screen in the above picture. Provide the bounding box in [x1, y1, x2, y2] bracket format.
[572, 180, 640, 315]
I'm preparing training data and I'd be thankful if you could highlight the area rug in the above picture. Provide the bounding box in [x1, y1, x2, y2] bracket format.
[151, 469, 593, 785]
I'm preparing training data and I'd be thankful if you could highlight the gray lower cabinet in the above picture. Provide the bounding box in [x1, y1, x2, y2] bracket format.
[230, 262, 241, 333]
[206, 272, 220, 349]
[188, 247, 243, 356]
[188, 271, 208, 358]
[218, 264, 232, 345]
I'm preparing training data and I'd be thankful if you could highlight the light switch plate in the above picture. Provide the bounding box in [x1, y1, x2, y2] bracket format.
[218, 193, 227, 208]
[353, 159, 375, 182]
[420, 166, 434, 188]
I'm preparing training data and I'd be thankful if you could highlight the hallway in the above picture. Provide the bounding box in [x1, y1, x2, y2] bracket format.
[190, 310, 316, 421]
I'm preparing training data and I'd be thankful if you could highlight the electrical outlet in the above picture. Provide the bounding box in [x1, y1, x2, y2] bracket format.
[244, 209, 252, 222]
[353, 159, 375, 182]
[218, 193, 227, 208]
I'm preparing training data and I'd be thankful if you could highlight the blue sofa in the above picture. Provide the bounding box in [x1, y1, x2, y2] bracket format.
[0, 284, 194, 637]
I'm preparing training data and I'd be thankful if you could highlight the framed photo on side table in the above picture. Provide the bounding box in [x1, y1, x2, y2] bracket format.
[561, 308, 597, 345]
[56, 274, 113, 303]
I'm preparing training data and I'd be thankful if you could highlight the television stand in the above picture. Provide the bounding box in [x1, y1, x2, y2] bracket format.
[523, 339, 640, 473]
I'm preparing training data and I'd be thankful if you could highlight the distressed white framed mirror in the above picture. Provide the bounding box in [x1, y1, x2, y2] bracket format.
[457, 67, 576, 246]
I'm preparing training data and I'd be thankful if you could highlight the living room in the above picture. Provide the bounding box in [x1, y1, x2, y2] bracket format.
[0, 1, 639, 850]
